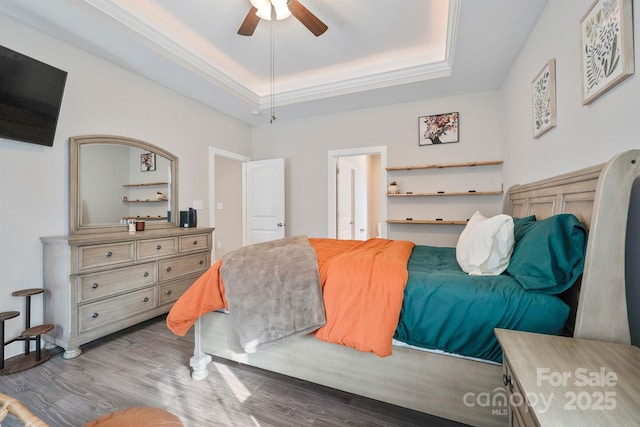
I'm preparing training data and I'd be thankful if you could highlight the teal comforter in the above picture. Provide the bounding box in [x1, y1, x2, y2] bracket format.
[394, 245, 570, 363]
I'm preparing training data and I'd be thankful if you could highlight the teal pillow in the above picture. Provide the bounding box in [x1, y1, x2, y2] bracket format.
[512, 215, 536, 243]
[506, 214, 588, 294]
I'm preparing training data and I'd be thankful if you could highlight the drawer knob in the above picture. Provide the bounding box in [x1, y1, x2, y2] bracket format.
[503, 374, 514, 392]
[91, 283, 99, 289]
[91, 312, 99, 319]
[105, 251, 113, 257]
[143, 297, 149, 303]
[143, 272, 149, 277]
[166, 266, 172, 272]
[166, 290, 172, 295]
[193, 240, 198, 245]
[199, 260, 204, 265]
[156, 245, 162, 250]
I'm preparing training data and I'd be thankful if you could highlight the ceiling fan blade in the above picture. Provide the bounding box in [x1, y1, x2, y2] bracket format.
[288, 0, 328, 37]
[238, 6, 260, 36]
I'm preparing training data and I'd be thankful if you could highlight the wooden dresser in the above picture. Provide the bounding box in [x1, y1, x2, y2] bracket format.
[41, 227, 214, 359]
[496, 328, 640, 426]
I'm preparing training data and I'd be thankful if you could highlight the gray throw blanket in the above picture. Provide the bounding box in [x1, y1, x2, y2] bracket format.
[220, 235, 326, 353]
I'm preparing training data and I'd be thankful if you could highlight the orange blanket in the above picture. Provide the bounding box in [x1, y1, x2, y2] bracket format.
[166, 237, 415, 357]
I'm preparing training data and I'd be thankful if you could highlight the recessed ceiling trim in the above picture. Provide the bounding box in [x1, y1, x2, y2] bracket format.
[82, 0, 460, 110]
[82, 0, 260, 104]
[261, 61, 453, 108]
[445, 0, 460, 67]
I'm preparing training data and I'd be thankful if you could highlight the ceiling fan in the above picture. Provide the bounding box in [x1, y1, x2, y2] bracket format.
[238, 0, 328, 37]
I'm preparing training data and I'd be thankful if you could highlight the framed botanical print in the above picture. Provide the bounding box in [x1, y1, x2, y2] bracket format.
[532, 59, 557, 138]
[580, 0, 634, 105]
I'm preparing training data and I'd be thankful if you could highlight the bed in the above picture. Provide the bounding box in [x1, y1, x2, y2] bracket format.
[168, 150, 639, 427]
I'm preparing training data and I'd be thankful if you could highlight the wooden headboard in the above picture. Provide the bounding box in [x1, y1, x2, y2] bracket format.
[502, 150, 640, 345]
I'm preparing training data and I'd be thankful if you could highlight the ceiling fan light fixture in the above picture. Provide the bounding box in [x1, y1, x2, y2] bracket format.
[250, 0, 272, 20]
[271, 0, 291, 20]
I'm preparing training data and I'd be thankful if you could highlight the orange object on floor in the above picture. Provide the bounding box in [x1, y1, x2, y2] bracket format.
[82, 407, 184, 426]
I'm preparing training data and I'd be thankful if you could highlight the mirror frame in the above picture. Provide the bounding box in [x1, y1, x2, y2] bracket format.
[70, 135, 179, 234]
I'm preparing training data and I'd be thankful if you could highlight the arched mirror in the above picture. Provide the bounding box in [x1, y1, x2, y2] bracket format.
[70, 135, 179, 234]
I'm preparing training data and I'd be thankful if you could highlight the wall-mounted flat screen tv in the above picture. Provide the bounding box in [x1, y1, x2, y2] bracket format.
[0, 45, 67, 147]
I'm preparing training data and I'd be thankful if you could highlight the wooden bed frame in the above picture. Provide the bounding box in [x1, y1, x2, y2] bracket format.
[188, 150, 640, 427]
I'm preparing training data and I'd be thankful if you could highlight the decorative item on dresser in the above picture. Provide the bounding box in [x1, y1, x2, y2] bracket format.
[496, 328, 640, 426]
[41, 135, 214, 358]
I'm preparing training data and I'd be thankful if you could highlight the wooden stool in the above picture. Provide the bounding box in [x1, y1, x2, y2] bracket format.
[1, 289, 52, 375]
[20, 324, 54, 363]
[0, 311, 20, 370]
[11, 288, 44, 355]
[82, 407, 184, 427]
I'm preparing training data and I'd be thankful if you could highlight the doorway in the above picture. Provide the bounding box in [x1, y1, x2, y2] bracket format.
[209, 149, 286, 259]
[328, 146, 387, 239]
[208, 148, 250, 259]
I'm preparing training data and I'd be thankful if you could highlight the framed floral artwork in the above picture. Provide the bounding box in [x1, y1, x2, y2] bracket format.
[532, 59, 557, 138]
[418, 112, 459, 146]
[580, 0, 634, 105]
[140, 152, 156, 172]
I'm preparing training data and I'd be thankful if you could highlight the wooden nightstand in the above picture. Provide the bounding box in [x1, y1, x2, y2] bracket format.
[495, 328, 640, 426]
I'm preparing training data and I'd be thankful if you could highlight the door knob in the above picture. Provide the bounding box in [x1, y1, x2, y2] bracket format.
[277, 223, 284, 227]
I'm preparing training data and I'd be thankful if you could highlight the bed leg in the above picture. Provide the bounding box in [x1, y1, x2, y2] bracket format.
[190, 317, 212, 380]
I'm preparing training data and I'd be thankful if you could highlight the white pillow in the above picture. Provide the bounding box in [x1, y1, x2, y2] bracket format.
[456, 211, 515, 276]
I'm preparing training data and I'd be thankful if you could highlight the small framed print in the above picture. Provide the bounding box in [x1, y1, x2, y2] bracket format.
[140, 152, 156, 172]
[532, 59, 557, 138]
[418, 112, 459, 146]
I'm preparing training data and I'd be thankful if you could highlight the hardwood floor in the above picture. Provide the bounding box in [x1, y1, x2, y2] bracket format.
[1, 315, 469, 427]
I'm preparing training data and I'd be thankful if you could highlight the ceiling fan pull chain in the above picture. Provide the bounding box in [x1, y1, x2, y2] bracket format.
[270, 19, 277, 124]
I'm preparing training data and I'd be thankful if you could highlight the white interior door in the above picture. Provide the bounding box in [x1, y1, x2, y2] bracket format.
[337, 163, 355, 239]
[328, 146, 387, 239]
[243, 158, 285, 245]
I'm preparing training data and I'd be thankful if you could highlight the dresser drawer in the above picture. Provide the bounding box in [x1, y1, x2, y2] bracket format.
[179, 233, 210, 253]
[78, 262, 157, 303]
[503, 356, 539, 427]
[159, 276, 197, 305]
[137, 237, 177, 259]
[78, 242, 135, 271]
[159, 253, 209, 281]
[78, 287, 157, 334]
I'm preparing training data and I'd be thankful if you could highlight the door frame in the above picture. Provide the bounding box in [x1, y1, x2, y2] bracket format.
[327, 146, 387, 239]
[208, 147, 251, 251]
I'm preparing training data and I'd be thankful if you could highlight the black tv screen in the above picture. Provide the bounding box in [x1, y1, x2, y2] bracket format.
[0, 45, 67, 147]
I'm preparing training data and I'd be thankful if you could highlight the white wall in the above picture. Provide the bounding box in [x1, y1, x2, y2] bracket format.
[0, 15, 251, 359]
[214, 155, 243, 259]
[251, 0, 640, 248]
[501, 0, 640, 187]
[251, 91, 504, 246]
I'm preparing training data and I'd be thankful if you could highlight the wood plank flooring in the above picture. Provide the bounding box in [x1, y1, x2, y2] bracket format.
[1, 315, 470, 427]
